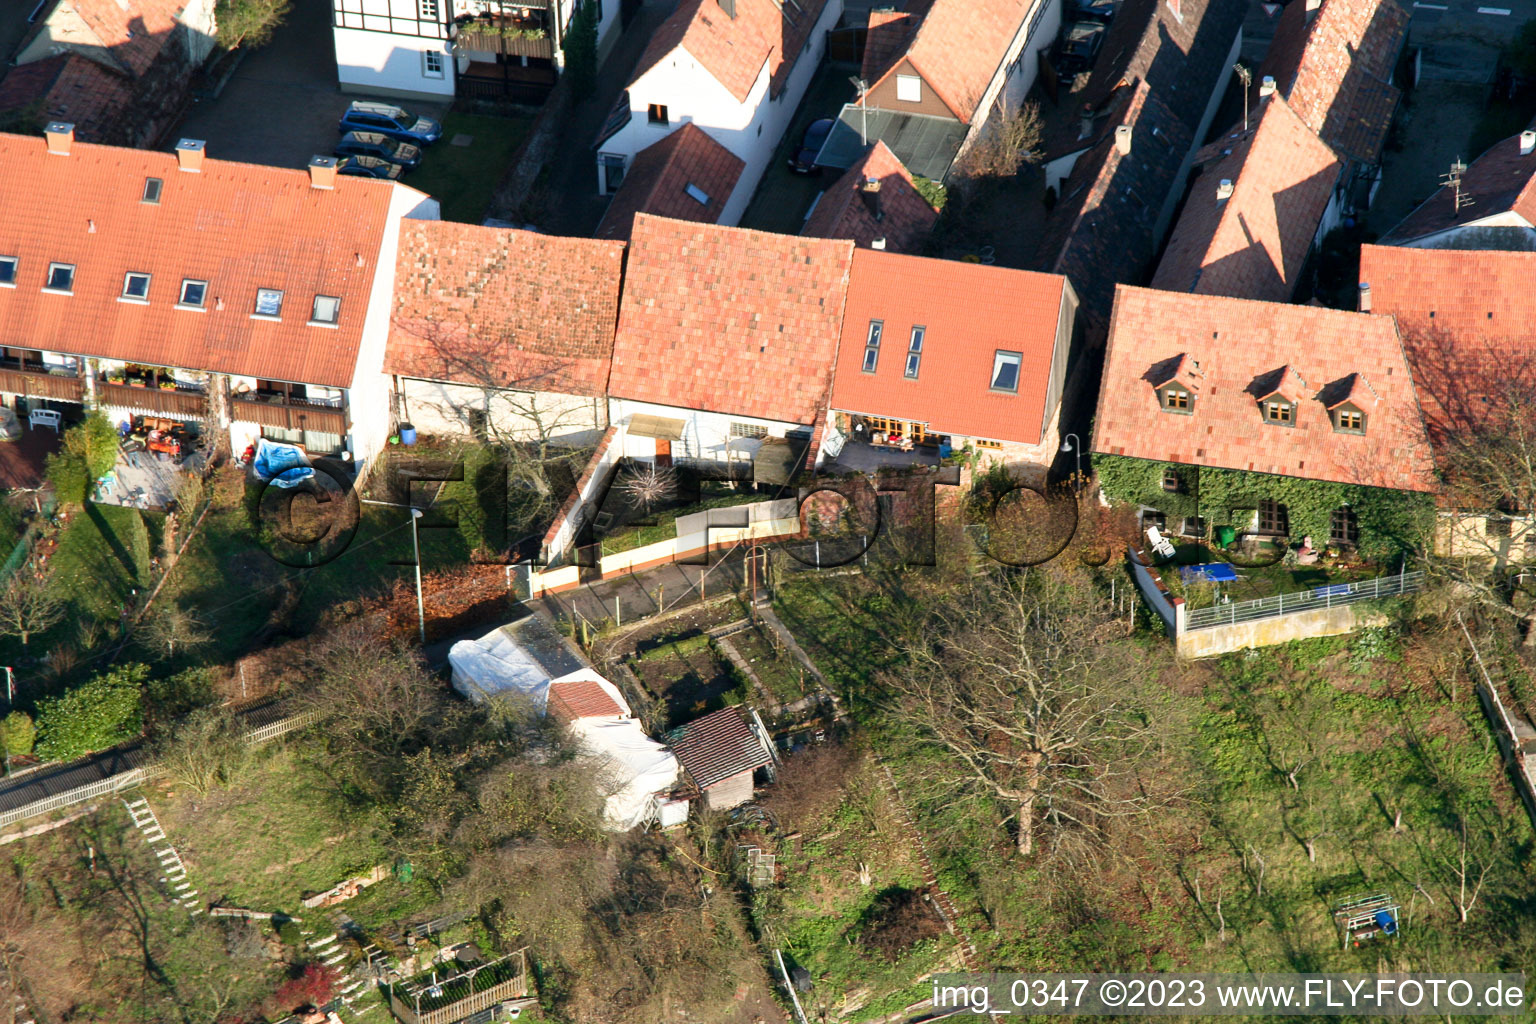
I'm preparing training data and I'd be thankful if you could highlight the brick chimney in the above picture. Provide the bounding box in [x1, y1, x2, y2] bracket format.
[1358, 282, 1372, 313]
[308, 155, 338, 190]
[175, 138, 205, 172]
[45, 122, 74, 156]
[860, 177, 883, 221]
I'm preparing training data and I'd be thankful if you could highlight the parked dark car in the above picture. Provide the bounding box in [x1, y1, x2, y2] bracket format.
[788, 118, 835, 174]
[336, 155, 404, 180]
[335, 131, 422, 169]
[1068, 0, 1115, 23]
[337, 101, 443, 146]
[1055, 21, 1106, 77]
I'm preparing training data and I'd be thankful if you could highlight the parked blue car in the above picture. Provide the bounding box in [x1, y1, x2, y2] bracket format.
[335, 130, 422, 169]
[336, 155, 404, 180]
[337, 101, 443, 146]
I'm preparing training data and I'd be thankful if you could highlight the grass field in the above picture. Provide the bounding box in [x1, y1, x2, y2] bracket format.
[409, 112, 534, 223]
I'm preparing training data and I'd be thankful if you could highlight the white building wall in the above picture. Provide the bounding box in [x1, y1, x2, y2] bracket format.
[397, 377, 607, 446]
[1000, 0, 1062, 115]
[610, 398, 807, 467]
[335, 27, 455, 100]
[180, 0, 220, 66]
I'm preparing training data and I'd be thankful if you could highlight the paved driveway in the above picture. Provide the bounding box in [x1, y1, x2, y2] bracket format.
[172, 0, 443, 171]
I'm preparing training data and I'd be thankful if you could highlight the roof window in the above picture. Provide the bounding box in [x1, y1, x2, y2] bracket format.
[121, 272, 151, 302]
[861, 319, 882, 373]
[311, 294, 341, 326]
[1160, 385, 1191, 413]
[685, 183, 709, 205]
[178, 279, 208, 309]
[43, 262, 74, 294]
[254, 288, 284, 319]
[905, 325, 924, 379]
[142, 177, 162, 204]
[0, 256, 15, 288]
[990, 350, 1021, 393]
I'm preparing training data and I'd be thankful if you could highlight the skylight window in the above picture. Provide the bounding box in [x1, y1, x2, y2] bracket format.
[685, 183, 709, 205]
[44, 263, 74, 293]
[905, 325, 924, 379]
[178, 279, 208, 309]
[311, 294, 341, 326]
[142, 177, 162, 204]
[254, 288, 284, 318]
[0, 256, 15, 287]
[862, 319, 882, 373]
[990, 350, 1021, 393]
[121, 272, 151, 301]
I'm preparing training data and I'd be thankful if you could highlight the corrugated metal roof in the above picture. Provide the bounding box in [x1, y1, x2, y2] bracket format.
[667, 706, 772, 790]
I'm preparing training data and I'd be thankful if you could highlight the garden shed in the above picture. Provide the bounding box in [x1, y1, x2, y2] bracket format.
[667, 706, 776, 810]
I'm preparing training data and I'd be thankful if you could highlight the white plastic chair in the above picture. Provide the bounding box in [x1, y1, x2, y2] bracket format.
[1146, 525, 1175, 559]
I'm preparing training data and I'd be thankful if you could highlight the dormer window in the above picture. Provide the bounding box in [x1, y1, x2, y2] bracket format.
[43, 263, 74, 293]
[142, 177, 162, 204]
[1262, 397, 1295, 425]
[1160, 385, 1191, 413]
[1332, 405, 1365, 434]
[862, 319, 882, 373]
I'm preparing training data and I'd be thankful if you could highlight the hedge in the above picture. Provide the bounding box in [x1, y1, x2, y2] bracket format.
[1093, 454, 1433, 561]
[34, 663, 148, 761]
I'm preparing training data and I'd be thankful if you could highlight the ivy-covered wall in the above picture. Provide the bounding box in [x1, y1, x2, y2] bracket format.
[1093, 454, 1434, 561]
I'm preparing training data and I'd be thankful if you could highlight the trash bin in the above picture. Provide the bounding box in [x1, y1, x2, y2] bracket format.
[1216, 525, 1236, 549]
[399, 423, 417, 446]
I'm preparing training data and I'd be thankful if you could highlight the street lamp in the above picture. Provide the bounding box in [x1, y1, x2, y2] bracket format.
[1060, 433, 1082, 491]
[410, 507, 426, 644]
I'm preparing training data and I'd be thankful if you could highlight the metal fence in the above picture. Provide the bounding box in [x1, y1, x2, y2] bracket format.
[1184, 569, 1424, 631]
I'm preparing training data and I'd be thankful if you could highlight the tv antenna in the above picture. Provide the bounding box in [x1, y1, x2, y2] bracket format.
[1441, 158, 1473, 216]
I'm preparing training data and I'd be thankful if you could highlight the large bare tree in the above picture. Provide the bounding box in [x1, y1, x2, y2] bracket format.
[0, 573, 63, 648]
[879, 570, 1161, 856]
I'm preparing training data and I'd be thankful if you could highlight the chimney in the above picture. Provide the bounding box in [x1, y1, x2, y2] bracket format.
[1522, 130, 1536, 156]
[1260, 75, 1276, 98]
[718, 0, 736, 16]
[860, 176, 883, 221]
[1358, 282, 1371, 313]
[871, 237, 887, 250]
[1305, 0, 1321, 13]
[45, 122, 74, 155]
[308, 155, 338, 190]
[175, 138, 205, 172]
[1216, 178, 1234, 201]
[1114, 124, 1132, 156]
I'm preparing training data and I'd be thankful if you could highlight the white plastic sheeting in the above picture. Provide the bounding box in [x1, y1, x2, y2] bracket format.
[569, 717, 681, 831]
[448, 627, 551, 710]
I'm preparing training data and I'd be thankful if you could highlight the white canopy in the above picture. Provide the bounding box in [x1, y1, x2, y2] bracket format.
[448, 627, 551, 711]
[569, 717, 681, 831]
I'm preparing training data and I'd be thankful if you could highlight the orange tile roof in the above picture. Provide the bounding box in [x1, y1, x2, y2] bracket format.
[609, 213, 853, 425]
[1092, 285, 1434, 492]
[800, 141, 938, 253]
[595, 123, 744, 242]
[69, 0, 184, 76]
[0, 131, 412, 388]
[830, 249, 1067, 444]
[1380, 121, 1536, 244]
[0, 55, 135, 143]
[547, 678, 627, 721]
[630, 0, 829, 103]
[1151, 96, 1343, 301]
[1258, 0, 1409, 166]
[386, 220, 624, 396]
[882, 0, 1032, 123]
[1359, 245, 1536, 443]
[862, 7, 923, 86]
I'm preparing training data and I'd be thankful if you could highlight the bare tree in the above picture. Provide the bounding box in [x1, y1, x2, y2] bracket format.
[1437, 822, 1494, 924]
[955, 100, 1045, 181]
[619, 461, 677, 514]
[150, 706, 250, 798]
[136, 604, 211, 660]
[879, 570, 1162, 856]
[0, 573, 63, 647]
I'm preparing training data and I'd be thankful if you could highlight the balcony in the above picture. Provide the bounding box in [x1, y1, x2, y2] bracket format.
[97, 382, 210, 420]
[229, 391, 347, 434]
[0, 361, 85, 403]
[451, 15, 555, 60]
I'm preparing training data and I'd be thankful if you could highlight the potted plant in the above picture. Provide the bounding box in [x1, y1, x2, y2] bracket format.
[159, 379, 177, 391]
[106, 369, 125, 384]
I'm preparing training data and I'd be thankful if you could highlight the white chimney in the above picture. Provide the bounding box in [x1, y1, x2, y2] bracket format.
[308, 155, 338, 190]
[45, 122, 74, 155]
[1114, 124, 1132, 156]
[1216, 179, 1234, 201]
[1305, 0, 1322, 11]
[1358, 282, 1372, 313]
[1260, 75, 1276, 97]
[175, 138, 205, 172]
[1522, 130, 1535, 156]
[871, 237, 887, 250]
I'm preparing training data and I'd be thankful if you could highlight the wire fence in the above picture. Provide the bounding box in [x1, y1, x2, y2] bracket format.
[1184, 569, 1424, 631]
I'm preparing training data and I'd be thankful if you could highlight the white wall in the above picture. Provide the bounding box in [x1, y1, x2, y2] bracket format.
[335, 27, 456, 99]
[1000, 0, 1061, 115]
[610, 398, 806, 466]
[181, 0, 220, 66]
[397, 377, 607, 446]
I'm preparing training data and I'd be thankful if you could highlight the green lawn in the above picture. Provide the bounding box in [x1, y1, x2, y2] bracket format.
[598, 486, 766, 555]
[409, 112, 534, 223]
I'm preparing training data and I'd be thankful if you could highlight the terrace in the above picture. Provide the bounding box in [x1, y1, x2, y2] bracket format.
[387, 949, 530, 1024]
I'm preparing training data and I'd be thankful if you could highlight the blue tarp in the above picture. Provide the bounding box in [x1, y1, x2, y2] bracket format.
[250, 439, 314, 489]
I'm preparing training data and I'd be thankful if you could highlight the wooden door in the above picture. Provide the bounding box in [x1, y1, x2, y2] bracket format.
[655, 438, 672, 467]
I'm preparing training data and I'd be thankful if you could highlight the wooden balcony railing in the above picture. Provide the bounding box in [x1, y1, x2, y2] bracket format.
[0, 367, 85, 402]
[229, 394, 347, 434]
[452, 23, 555, 59]
[98, 382, 209, 419]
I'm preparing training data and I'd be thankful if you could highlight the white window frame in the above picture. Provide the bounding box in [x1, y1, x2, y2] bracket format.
[311, 294, 341, 327]
[990, 350, 1021, 393]
[896, 75, 922, 102]
[253, 288, 284, 319]
[0, 256, 16, 288]
[43, 262, 74, 294]
[423, 50, 445, 78]
[177, 278, 208, 310]
[120, 272, 151, 303]
[142, 177, 163, 204]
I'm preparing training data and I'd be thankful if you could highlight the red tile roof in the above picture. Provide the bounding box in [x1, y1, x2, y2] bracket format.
[1151, 96, 1343, 301]
[386, 220, 624, 396]
[0, 55, 135, 143]
[831, 249, 1067, 444]
[1258, 0, 1409, 166]
[68, 0, 184, 77]
[1380, 121, 1536, 244]
[880, 0, 1032, 123]
[861, 6, 926, 86]
[0, 131, 412, 388]
[667, 706, 772, 790]
[609, 213, 853, 425]
[547, 677, 628, 721]
[1092, 285, 1434, 492]
[630, 0, 829, 104]
[595, 123, 745, 242]
[800, 141, 938, 253]
[1358, 245, 1536, 443]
